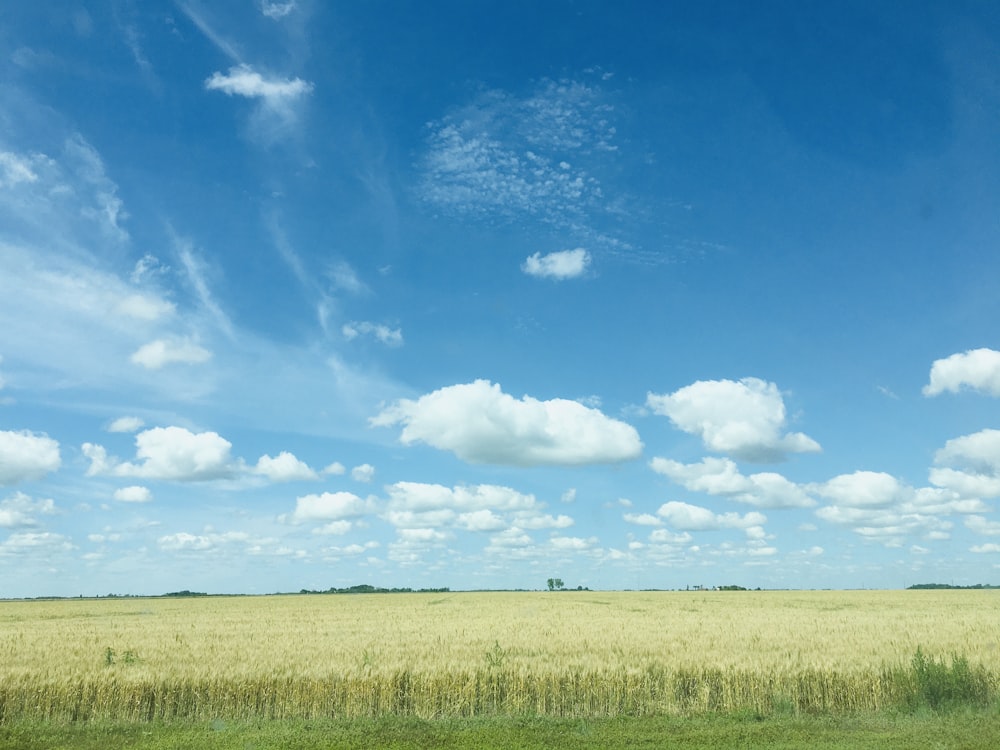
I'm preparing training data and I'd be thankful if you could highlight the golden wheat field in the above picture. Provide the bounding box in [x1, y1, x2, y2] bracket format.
[1, 590, 998, 721]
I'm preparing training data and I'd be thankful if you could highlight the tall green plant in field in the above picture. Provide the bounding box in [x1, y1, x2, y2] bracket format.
[906, 648, 992, 711]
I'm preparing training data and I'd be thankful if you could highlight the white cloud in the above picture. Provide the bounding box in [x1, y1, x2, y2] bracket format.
[623, 513, 663, 526]
[83, 426, 236, 481]
[372, 379, 642, 466]
[0, 531, 73, 558]
[113, 485, 152, 503]
[322, 462, 345, 476]
[351, 463, 375, 483]
[650, 456, 815, 508]
[456, 509, 507, 532]
[965, 516, 1000, 536]
[130, 338, 212, 369]
[0, 430, 61, 485]
[342, 321, 403, 347]
[158, 531, 249, 552]
[260, 1, 296, 19]
[812, 471, 903, 508]
[930, 430, 1000, 498]
[0, 492, 55, 527]
[205, 64, 312, 101]
[287, 492, 371, 523]
[418, 79, 622, 244]
[971, 543, 1000, 553]
[522, 248, 591, 280]
[116, 294, 175, 321]
[657, 500, 766, 531]
[647, 378, 820, 462]
[923, 348, 1000, 397]
[0, 151, 40, 188]
[253, 452, 319, 482]
[107, 416, 144, 433]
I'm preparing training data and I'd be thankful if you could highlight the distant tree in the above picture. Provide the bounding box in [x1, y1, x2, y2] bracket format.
[546, 578, 565, 591]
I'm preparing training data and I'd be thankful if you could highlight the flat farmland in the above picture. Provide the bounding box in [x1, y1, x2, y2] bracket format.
[1, 590, 997, 722]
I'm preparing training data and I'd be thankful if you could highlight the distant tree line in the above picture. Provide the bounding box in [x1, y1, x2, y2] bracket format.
[298, 584, 450, 595]
[907, 583, 999, 590]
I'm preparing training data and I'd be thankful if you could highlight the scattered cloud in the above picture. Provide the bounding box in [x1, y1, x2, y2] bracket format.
[342, 321, 403, 346]
[923, 348, 1000, 397]
[130, 337, 212, 369]
[351, 463, 375, 483]
[285, 491, 372, 524]
[83, 426, 236, 481]
[113, 485, 152, 503]
[205, 64, 313, 143]
[0, 492, 55, 527]
[0, 431, 61, 485]
[322, 462, 346, 476]
[107, 416, 144, 433]
[929, 430, 1000, 498]
[418, 79, 620, 243]
[650, 456, 815, 508]
[253, 452, 319, 482]
[657, 501, 766, 532]
[260, 1, 297, 19]
[522, 248, 591, 280]
[372, 380, 642, 466]
[647, 378, 821, 462]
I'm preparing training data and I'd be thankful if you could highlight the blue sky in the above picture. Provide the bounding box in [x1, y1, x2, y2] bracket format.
[2, 1, 1000, 596]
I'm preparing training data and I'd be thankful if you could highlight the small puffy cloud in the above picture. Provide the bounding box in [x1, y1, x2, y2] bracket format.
[657, 500, 766, 531]
[322, 462, 346, 476]
[456, 509, 507, 532]
[351, 463, 375, 483]
[130, 338, 211, 369]
[253, 452, 319, 482]
[260, 1, 296, 19]
[0, 492, 55, 527]
[923, 348, 1000, 397]
[650, 457, 814, 508]
[372, 379, 642, 466]
[0, 430, 61, 485]
[647, 378, 820, 462]
[158, 531, 249, 552]
[115, 293, 175, 321]
[624, 512, 662, 526]
[561, 488, 577, 504]
[113, 485, 152, 503]
[522, 248, 591, 280]
[929, 430, 1000, 498]
[287, 492, 371, 523]
[812, 471, 903, 508]
[965, 516, 1000, 536]
[84, 426, 235, 481]
[971, 543, 1000, 553]
[205, 64, 312, 101]
[342, 322, 403, 347]
[107, 416, 144, 433]
[0, 531, 73, 558]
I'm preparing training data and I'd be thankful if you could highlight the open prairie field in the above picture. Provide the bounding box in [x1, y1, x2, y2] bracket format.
[1, 590, 998, 722]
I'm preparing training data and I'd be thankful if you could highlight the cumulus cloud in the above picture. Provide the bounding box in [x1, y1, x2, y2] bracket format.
[158, 531, 249, 552]
[253, 452, 319, 482]
[351, 463, 375, 483]
[113, 485, 152, 503]
[0, 492, 55, 527]
[107, 416, 144, 433]
[647, 378, 820, 462]
[650, 457, 815, 508]
[286, 491, 371, 523]
[812, 471, 904, 508]
[624, 512, 663, 526]
[372, 380, 642, 466]
[322, 462, 346, 476]
[657, 501, 766, 531]
[130, 338, 211, 369]
[522, 248, 591, 279]
[0, 430, 61, 485]
[205, 64, 312, 101]
[342, 321, 403, 346]
[83, 426, 236, 481]
[930, 430, 1000, 498]
[115, 293, 175, 321]
[923, 348, 1000, 397]
[0, 531, 73, 558]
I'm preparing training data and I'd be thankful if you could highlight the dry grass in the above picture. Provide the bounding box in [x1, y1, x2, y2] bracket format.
[0, 590, 997, 720]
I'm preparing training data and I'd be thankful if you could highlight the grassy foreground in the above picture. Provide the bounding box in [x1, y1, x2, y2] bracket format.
[3, 712, 1000, 750]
